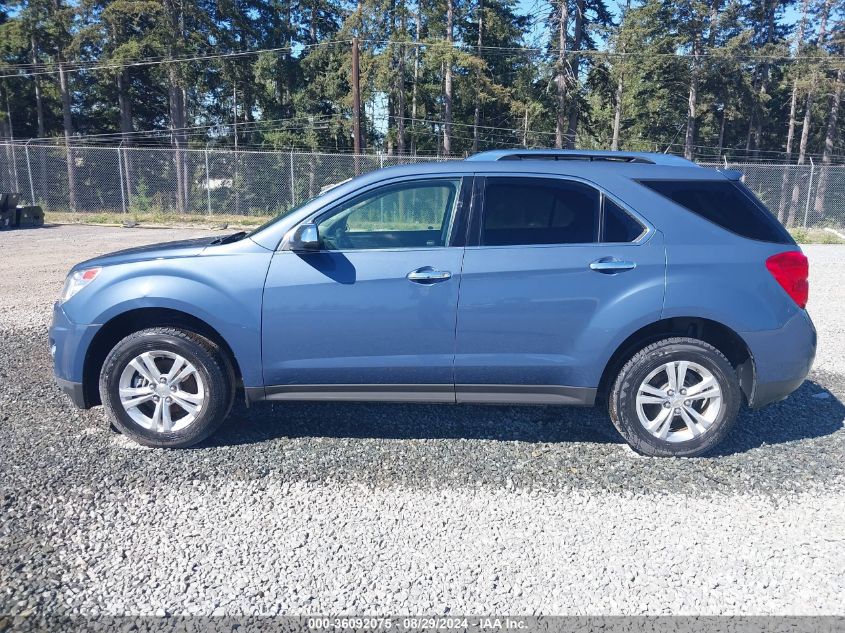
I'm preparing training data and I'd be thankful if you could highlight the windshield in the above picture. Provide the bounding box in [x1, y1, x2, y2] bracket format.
[247, 193, 325, 237]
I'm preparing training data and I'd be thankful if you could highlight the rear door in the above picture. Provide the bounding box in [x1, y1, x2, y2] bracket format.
[454, 174, 666, 404]
[260, 176, 471, 400]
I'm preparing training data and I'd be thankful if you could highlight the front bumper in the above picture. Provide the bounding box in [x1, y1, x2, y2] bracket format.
[49, 302, 101, 409]
[56, 377, 88, 408]
[742, 309, 817, 408]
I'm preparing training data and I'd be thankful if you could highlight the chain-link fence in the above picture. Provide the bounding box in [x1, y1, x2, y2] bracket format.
[0, 143, 455, 219]
[1, 142, 843, 229]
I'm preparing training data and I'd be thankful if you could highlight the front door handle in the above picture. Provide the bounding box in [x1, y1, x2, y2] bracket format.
[589, 258, 637, 273]
[407, 267, 452, 283]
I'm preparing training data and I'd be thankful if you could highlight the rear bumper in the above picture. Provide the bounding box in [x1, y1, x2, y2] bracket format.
[742, 310, 817, 408]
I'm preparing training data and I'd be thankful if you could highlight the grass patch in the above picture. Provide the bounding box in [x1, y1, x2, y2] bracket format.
[46, 211, 275, 229]
[789, 227, 845, 244]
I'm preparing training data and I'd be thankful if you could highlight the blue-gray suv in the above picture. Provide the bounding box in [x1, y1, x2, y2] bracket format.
[50, 150, 816, 457]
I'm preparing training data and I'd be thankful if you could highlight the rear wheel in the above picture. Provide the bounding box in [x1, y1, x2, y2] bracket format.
[99, 327, 234, 448]
[609, 337, 741, 457]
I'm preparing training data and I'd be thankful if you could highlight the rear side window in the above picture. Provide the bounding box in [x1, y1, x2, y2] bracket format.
[638, 179, 792, 244]
[603, 198, 645, 242]
[479, 177, 645, 246]
[480, 178, 600, 246]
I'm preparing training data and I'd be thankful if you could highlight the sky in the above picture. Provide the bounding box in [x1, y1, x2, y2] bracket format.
[514, 0, 804, 48]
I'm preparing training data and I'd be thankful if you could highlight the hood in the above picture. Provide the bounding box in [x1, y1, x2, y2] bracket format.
[73, 236, 220, 270]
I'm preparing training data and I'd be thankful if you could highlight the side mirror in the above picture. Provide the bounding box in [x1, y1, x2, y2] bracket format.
[289, 223, 320, 251]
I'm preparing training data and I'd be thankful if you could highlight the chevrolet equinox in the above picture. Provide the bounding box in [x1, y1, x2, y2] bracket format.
[50, 150, 816, 457]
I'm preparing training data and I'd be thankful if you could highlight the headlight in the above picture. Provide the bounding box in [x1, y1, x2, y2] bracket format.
[60, 267, 101, 303]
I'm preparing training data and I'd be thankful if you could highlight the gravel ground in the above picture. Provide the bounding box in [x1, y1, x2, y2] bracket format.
[1, 225, 844, 617]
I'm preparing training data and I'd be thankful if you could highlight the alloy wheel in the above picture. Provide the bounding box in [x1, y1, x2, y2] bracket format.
[117, 350, 206, 433]
[635, 360, 723, 443]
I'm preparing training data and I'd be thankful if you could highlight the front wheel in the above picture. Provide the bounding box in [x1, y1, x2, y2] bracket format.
[99, 327, 234, 448]
[609, 337, 742, 457]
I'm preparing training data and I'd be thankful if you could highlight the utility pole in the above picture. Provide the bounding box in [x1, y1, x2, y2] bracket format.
[352, 37, 362, 174]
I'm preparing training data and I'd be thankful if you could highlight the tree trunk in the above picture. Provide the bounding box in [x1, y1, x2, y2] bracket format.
[786, 0, 831, 225]
[30, 43, 46, 140]
[565, 0, 584, 148]
[685, 0, 718, 160]
[472, 0, 484, 153]
[776, 78, 800, 216]
[443, 0, 454, 155]
[684, 35, 700, 160]
[746, 0, 776, 157]
[554, 0, 569, 149]
[411, 10, 421, 154]
[812, 66, 843, 218]
[30, 34, 47, 201]
[168, 66, 189, 214]
[776, 0, 811, 221]
[610, 0, 631, 151]
[57, 59, 78, 213]
[352, 38, 362, 162]
[396, 1, 407, 154]
[611, 73, 624, 150]
[0, 98, 17, 193]
[745, 104, 754, 154]
[117, 73, 133, 141]
[164, 0, 189, 214]
[523, 104, 529, 146]
[784, 0, 810, 158]
[284, 0, 293, 107]
[786, 92, 813, 226]
[117, 70, 135, 205]
[386, 0, 397, 156]
[716, 100, 727, 156]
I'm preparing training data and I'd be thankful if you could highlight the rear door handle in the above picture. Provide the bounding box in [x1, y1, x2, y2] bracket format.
[407, 267, 452, 283]
[589, 258, 637, 273]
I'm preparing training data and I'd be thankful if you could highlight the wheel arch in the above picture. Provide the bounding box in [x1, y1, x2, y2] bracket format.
[597, 317, 755, 405]
[82, 307, 244, 408]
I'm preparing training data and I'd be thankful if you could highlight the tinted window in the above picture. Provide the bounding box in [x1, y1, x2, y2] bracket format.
[603, 198, 645, 242]
[481, 178, 600, 246]
[638, 179, 792, 244]
[318, 179, 460, 250]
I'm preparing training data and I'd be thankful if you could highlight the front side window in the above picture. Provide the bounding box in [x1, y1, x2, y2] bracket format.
[317, 179, 461, 250]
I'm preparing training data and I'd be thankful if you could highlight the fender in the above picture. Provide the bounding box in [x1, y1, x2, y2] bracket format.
[61, 247, 273, 387]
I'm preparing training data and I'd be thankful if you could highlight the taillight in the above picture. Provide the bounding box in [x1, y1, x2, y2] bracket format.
[766, 251, 809, 309]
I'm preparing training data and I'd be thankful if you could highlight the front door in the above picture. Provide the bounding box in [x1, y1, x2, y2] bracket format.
[261, 177, 470, 401]
[454, 175, 666, 404]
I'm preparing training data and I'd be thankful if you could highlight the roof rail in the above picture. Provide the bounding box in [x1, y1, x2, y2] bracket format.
[465, 149, 698, 167]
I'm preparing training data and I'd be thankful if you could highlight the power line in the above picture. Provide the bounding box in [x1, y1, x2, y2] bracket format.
[0, 40, 352, 79]
[24, 114, 341, 143]
[2, 38, 841, 80]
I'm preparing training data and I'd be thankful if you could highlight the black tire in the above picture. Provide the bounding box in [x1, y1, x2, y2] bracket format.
[609, 337, 741, 457]
[99, 327, 234, 448]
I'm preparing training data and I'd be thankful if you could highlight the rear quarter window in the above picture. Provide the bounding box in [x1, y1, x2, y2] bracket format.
[637, 179, 793, 244]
